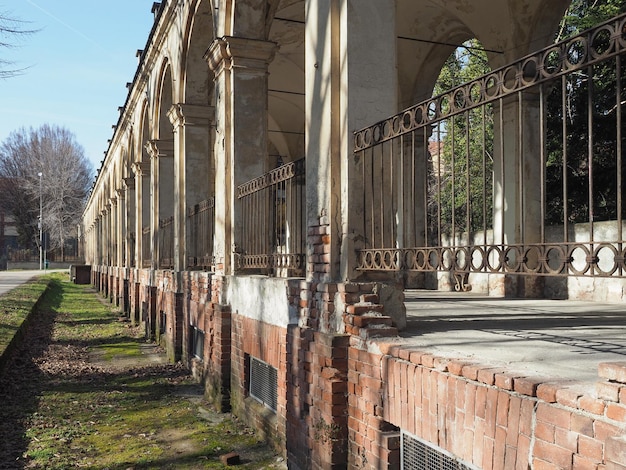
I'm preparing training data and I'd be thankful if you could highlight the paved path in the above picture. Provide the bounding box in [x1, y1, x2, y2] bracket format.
[0, 270, 46, 297]
[403, 290, 626, 385]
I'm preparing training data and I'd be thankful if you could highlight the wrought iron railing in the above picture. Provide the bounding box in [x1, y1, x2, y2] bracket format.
[158, 216, 174, 269]
[353, 14, 626, 279]
[237, 158, 306, 276]
[141, 226, 150, 268]
[187, 198, 215, 269]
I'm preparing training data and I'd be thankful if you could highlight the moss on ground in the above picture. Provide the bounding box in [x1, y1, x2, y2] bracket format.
[2, 275, 284, 469]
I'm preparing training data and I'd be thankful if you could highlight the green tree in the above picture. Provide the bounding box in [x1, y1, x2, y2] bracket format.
[430, 40, 493, 241]
[546, 0, 626, 225]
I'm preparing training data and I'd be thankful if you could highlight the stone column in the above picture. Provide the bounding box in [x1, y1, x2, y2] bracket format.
[94, 218, 101, 266]
[168, 103, 215, 272]
[306, 0, 397, 282]
[206, 37, 277, 274]
[116, 189, 125, 268]
[102, 206, 110, 266]
[123, 177, 136, 267]
[492, 92, 543, 297]
[132, 161, 151, 269]
[146, 140, 175, 269]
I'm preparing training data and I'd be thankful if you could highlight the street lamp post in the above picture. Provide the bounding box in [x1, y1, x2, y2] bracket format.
[38, 172, 42, 270]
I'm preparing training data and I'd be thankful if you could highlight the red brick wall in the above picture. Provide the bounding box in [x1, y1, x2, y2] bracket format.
[90, 265, 626, 470]
[347, 342, 626, 470]
[231, 313, 287, 451]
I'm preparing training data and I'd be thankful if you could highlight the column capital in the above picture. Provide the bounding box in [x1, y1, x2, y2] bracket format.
[132, 161, 151, 177]
[167, 103, 215, 129]
[145, 139, 174, 159]
[205, 36, 277, 75]
[123, 177, 136, 190]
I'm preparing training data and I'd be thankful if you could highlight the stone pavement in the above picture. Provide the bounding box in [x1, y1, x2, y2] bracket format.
[402, 290, 626, 385]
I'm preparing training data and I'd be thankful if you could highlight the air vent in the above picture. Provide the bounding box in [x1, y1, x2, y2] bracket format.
[249, 357, 277, 412]
[191, 325, 204, 360]
[401, 431, 479, 470]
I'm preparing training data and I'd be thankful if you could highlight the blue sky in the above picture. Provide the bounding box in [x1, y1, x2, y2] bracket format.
[0, 1, 155, 174]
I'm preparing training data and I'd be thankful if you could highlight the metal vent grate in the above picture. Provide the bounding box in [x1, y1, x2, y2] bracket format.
[402, 431, 479, 470]
[249, 357, 277, 412]
[191, 326, 204, 360]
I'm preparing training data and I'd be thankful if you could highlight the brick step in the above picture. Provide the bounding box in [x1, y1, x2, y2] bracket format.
[359, 324, 399, 339]
[346, 314, 393, 328]
[360, 293, 379, 304]
[346, 303, 385, 315]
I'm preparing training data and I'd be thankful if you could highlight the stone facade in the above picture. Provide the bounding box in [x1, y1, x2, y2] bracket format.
[82, 1, 626, 468]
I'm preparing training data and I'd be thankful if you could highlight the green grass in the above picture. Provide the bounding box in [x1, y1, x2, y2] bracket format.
[0, 274, 50, 357]
[4, 275, 282, 469]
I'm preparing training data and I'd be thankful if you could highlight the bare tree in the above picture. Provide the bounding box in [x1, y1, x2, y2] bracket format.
[0, 125, 93, 260]
[0, 11, 36, 78]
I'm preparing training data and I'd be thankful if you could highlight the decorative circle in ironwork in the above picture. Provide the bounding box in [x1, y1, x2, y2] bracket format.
[382, 250, 396, 270]
[568, 245, 591, 275]
[590, 26, 614, 58]
[545, 245, 566, 274]
[503, 246, 522, 272]
[523, 245, 542, 273]
[362, 127, 372, 148]
[454, 247, 469, 271]
[415, 249, 427, 270]
[427, 248, 440, 270]
[521, 58, 539, 85]
[415, 105, 425, 125]
[441, 247, 454, 271]
[619, 18, 626, 47]
[594, 244, 619, 276]
[486, 245, 503, 272]
[440, 94, 451, 116]
[468, 82, 482, 105]
[453, 88, 466, 110]
[372, 124, 382, 144]
[501, 65, 519, 93]
[427, 101, 437, 121]
[565, 37, 587, 69]
[541, 47, 562, 77]
[382, 119, 392, 140]
[401, 110, 414, 131]
[484, 74, 499, 99]
[470, 246, 486, 271]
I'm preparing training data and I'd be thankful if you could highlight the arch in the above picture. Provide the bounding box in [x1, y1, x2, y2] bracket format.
[182, 0, 215, 106]
[267, 0, 305, 162]
[155, 61, 175, 140]
[396, 0, 572, 111]
[139, 100, 151, 163]
[219, 0, 282, 39]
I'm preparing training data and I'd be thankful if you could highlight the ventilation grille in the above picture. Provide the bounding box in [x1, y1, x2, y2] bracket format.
[402, 431, 479, 470]
[249, 357, 277, 412]
[191, 326, 204, 360]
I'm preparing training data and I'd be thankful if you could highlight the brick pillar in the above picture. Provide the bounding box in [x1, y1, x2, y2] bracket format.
[309, 332, 350, 469]
[204, 303, 231, 412]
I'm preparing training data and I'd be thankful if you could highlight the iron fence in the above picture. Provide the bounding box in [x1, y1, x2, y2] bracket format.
[158, 216, 174, 269]
[353, 14, 626, 279]
[141, 226, 150, 268]
[237, 158, 306, 276]
[187, 198, 215, 270]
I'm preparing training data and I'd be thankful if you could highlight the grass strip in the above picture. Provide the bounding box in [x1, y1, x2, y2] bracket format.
[0, 274, 50, 363]
[4, 273, 282, 469]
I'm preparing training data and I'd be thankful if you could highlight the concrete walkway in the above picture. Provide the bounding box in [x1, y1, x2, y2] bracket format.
[0, 270, 46, 297]
[402, 290, 626, 386]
